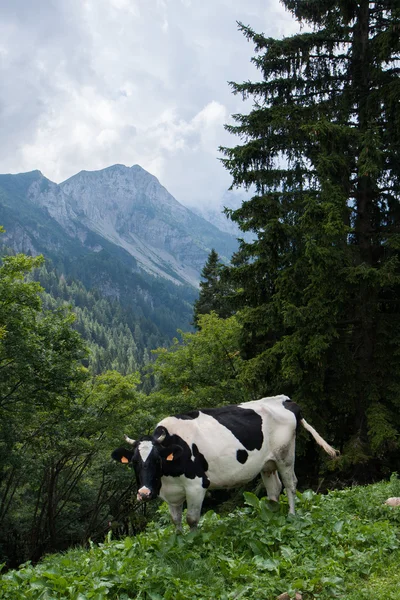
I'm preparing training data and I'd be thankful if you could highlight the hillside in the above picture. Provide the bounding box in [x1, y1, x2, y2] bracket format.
[0, 165, 239, 352]
[0, 172, 206, 347]
[60, 164, 237, 286]
[0, 165, 238, 288]
[1, 478, 400, 599]
[0, 245, 197, 367]
[35, 264, 177, 379]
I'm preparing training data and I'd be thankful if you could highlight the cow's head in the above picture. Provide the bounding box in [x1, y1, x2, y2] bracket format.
[111, 428, 183, 502]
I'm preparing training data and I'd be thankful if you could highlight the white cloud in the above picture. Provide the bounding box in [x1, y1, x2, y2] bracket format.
[0, 0, 301, 208]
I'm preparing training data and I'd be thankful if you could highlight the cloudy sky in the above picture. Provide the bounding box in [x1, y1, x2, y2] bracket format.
[1, 0, 300, 209]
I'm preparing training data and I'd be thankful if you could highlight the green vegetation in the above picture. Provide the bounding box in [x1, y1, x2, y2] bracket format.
[0, 245, 244, 568]
[34, 263, 169, 379]
[193, 250, 232, 327]
[150, 312, 248, 414]
[35, 259, 197, 360]
[0, 248, 154, 567]
[2, 477, 400, 599]
[219, 1, 400, 475]
[0, 248, 245, 569]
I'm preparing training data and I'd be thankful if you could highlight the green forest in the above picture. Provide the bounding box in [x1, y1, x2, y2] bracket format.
[35, 264, 170, 385]
[1, 0, 400, 597]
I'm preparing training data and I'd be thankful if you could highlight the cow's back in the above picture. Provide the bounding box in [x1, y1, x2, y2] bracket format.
[158, 395, 297, 489]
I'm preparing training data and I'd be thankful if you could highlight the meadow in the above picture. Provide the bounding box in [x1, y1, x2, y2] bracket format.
[1, 474, 400, 600]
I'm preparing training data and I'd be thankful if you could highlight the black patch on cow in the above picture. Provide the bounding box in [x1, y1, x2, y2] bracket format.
[154, 429, 209, 487]
[236, 449, 248, 464]
[202, 476, 210, 489]
[192, 443, 208, 471]
[283, 398, 302, 426]
[111, 447, 135, 463]
[200, 405, 263, 451]
[153, 426, 168, 440]
[174, 410, 200, 420]
[192, 443, 210, 488]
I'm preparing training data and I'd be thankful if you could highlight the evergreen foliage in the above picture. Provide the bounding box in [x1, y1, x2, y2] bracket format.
[193, 249, 233, 327]
[220, 1, 400, 474]
[33, 264, 165, 379]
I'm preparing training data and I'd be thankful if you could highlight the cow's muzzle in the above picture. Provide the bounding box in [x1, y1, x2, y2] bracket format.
[137, 486, 153, 502]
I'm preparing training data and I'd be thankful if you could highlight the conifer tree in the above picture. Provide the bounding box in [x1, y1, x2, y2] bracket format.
[220, 1, 400, 471]
[193, 249, 231, 327]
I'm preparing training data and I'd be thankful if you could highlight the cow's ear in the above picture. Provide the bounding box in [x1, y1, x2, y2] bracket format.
[111, 447, 134, 464]
[159, 444, 183, 462]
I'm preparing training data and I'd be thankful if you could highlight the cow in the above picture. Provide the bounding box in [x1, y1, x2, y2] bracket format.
[111, 395, 338, 530]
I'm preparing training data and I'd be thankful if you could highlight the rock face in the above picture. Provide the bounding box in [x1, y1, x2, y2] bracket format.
[0, 165, 238, 287]
[27, 176, 78, 232]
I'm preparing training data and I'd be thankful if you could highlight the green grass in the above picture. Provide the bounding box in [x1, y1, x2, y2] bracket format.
[2, 476, 400, 599]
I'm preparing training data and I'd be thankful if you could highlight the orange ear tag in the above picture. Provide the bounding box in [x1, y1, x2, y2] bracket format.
[166, 453, 174, 461]
[121, 456, 129, 464]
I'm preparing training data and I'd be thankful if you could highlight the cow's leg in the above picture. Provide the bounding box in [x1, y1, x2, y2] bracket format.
[168, 502, 183, 532]
[185, 484, 207, 530]
[276, 462, 297, 515]
[261, 467, 282, 502]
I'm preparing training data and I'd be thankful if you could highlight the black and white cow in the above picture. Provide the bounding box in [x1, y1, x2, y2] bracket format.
[112, 395, 337, 530]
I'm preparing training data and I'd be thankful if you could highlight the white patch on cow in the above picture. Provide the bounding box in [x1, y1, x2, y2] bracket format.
[159, 474, 189, 505]
[160, 412, 264, 488]
[138, 440, 153, 463]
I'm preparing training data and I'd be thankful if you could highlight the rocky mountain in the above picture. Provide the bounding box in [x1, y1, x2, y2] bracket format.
[0, 164, 237, 288]
[0, 165, 239, 342]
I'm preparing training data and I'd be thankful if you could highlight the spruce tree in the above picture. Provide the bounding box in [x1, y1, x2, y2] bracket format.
[193, 249, 231, 327]
[220, 1, 400, 472]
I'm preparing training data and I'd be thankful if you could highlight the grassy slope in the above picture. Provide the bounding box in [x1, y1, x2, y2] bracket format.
[1, 478, 400, 600]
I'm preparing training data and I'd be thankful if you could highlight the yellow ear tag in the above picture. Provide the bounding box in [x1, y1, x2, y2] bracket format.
[121, 456, 129, 464]
[166, 453, 174, 461]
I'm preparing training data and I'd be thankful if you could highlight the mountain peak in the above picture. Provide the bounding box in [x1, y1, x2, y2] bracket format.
[0, 169, 44, 180]
[0, 164, 238, 288]
[57, 164, 237, 286]
[62, 163, 160, 185]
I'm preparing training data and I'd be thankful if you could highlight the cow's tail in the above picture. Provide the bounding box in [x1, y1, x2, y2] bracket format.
[300, 418, 339, 458]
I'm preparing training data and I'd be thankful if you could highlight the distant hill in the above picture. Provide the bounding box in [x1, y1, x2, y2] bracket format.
[0, 165, 237, 287]
[0, 164, 239, 355]
[60, 164, 237, 287]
